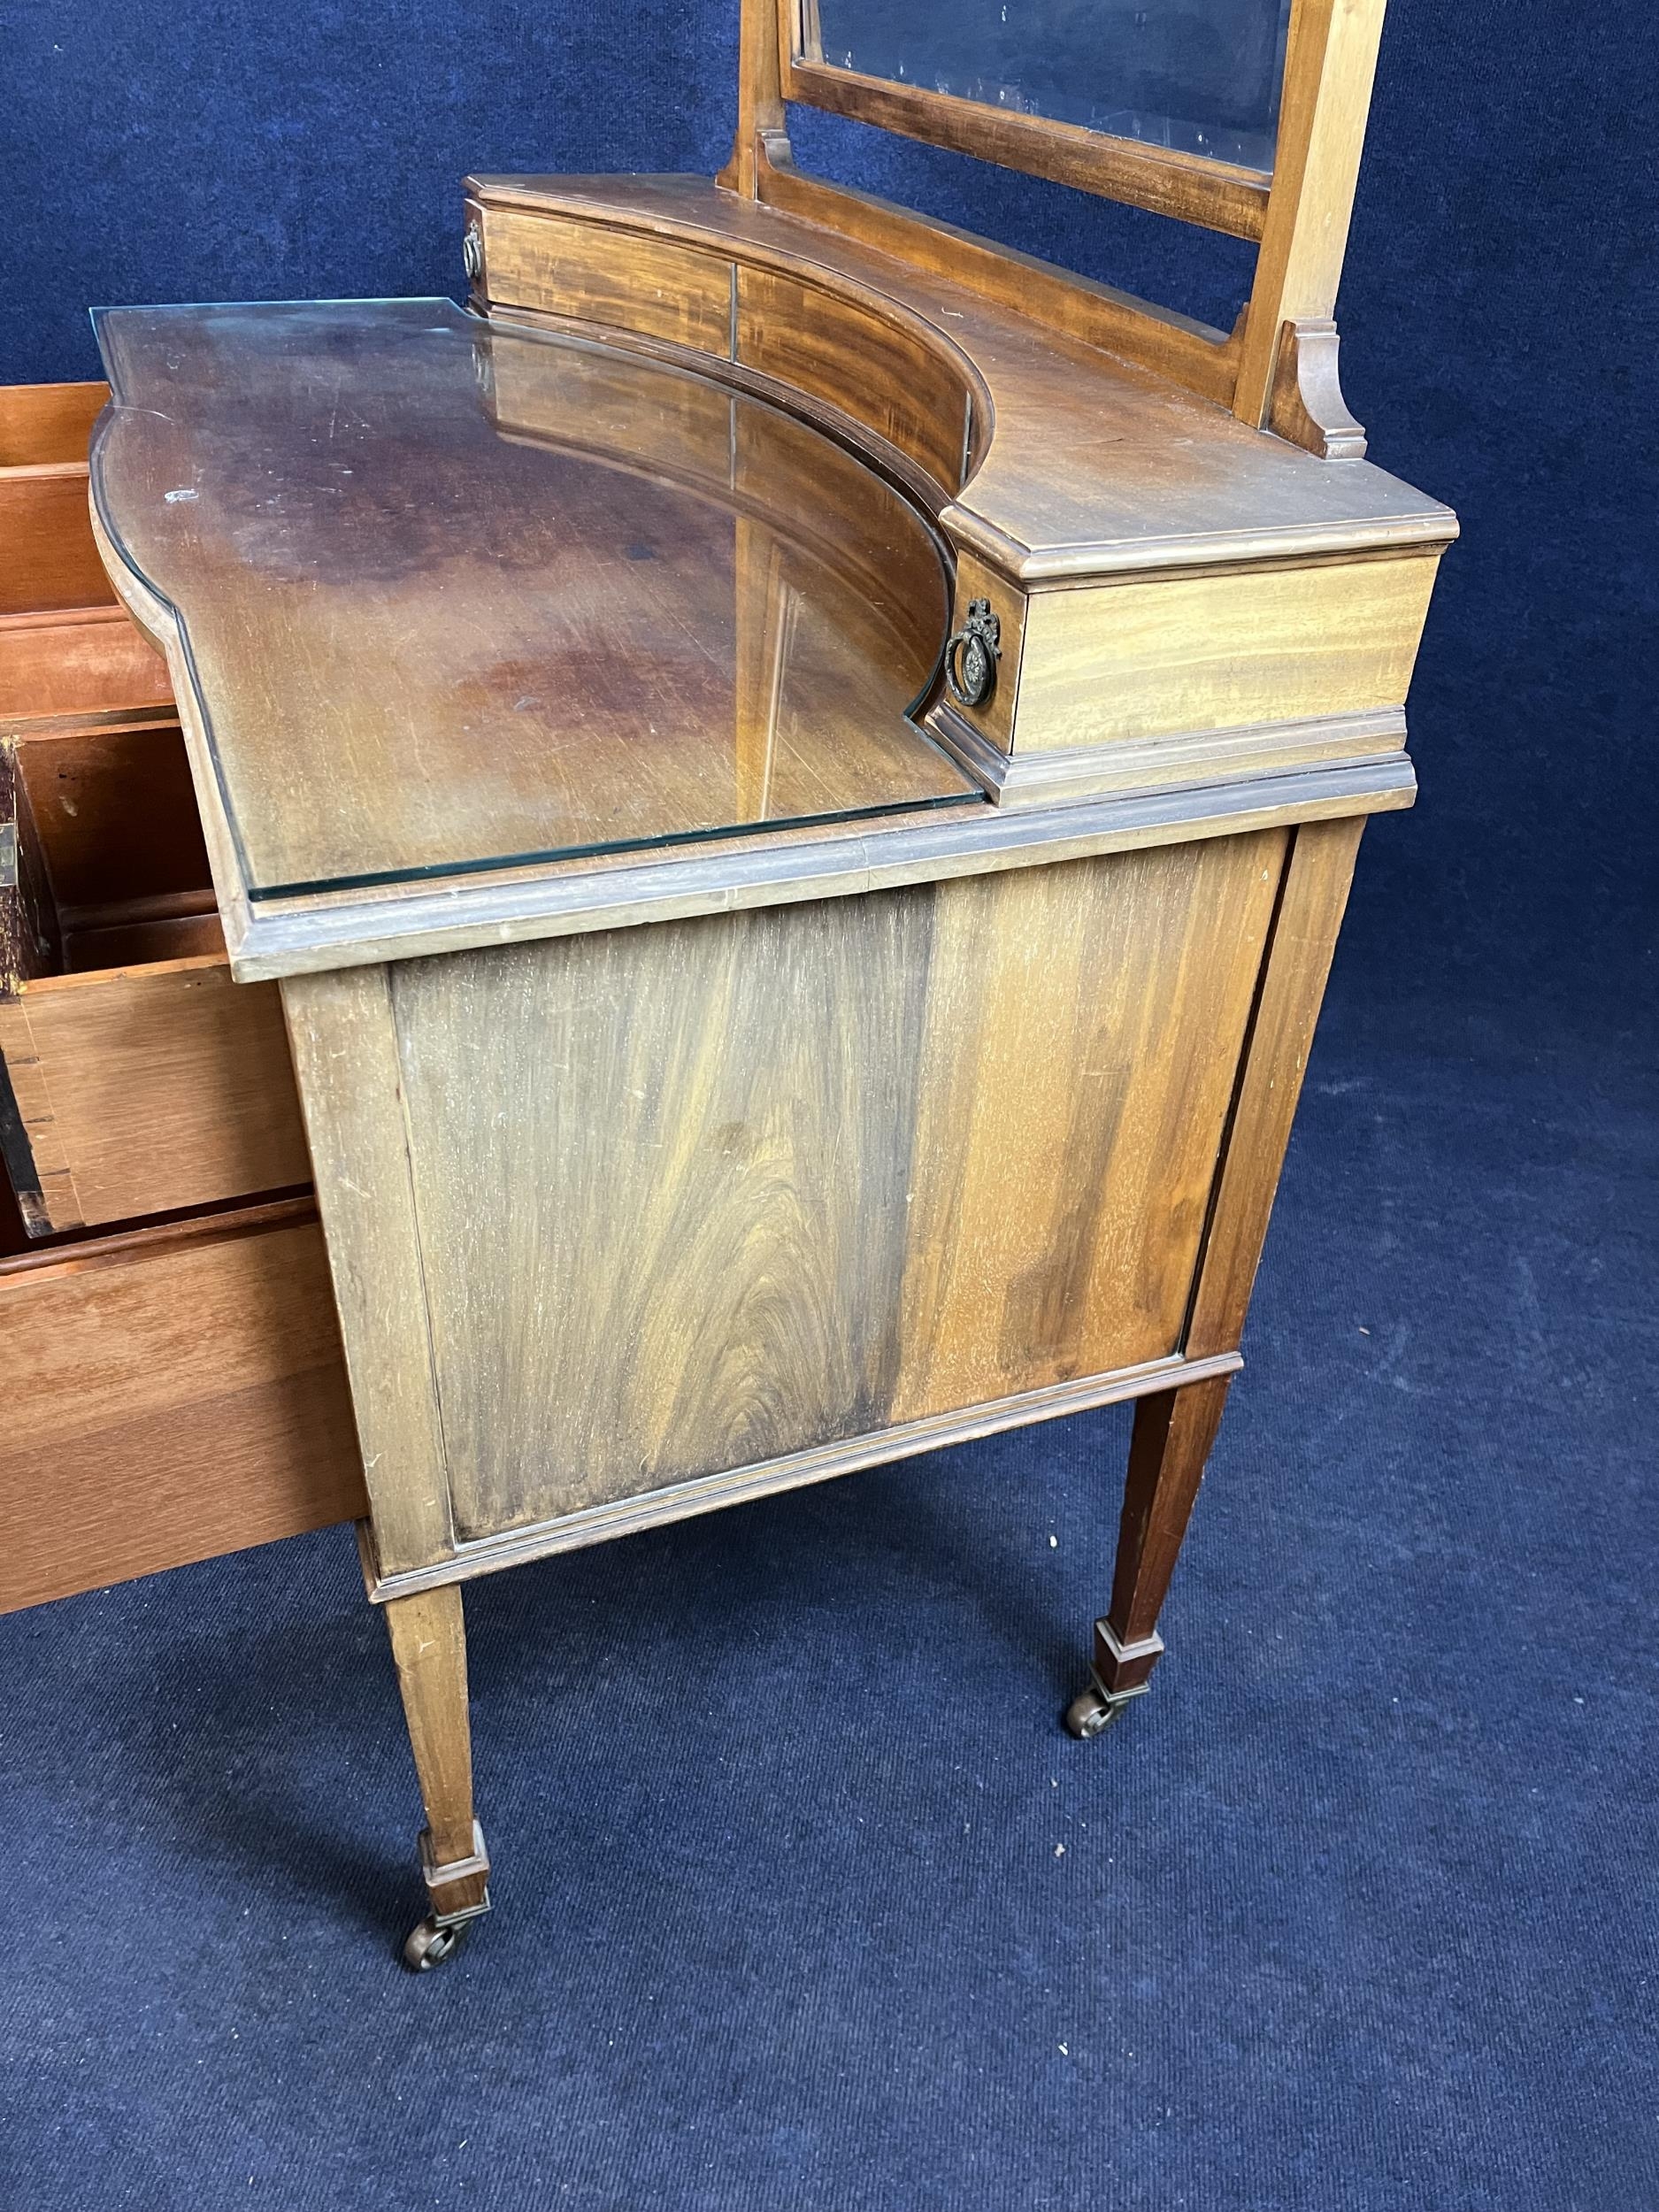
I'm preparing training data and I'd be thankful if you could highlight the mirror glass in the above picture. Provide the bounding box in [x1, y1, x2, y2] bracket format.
[803, 0, 1294, 173]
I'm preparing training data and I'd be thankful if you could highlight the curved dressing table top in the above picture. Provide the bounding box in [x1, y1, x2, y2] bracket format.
[88, 187, 1455, 981]
[91, 299, 972, 902]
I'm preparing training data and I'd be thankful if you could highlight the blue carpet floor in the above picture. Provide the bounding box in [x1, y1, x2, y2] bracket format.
[3, 929, 1654, 2210]
[4, 0, 1656, 2197]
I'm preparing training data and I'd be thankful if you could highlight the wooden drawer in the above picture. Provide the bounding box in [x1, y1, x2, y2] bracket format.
[735, 265, 975, 493]
[2, 711, 311, 1236]
[0, 382, 170, 720]
[0, 1199, 365, 1614]
[0, 380, 351, 1616]
[0, 382, 113, 615]
[480, 206, 734, 354]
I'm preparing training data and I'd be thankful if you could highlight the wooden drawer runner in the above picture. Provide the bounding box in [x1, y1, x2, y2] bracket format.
[0, 1200, 364, 1614]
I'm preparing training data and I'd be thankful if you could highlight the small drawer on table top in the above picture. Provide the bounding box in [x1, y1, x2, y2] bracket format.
[477, 206, 735, 356]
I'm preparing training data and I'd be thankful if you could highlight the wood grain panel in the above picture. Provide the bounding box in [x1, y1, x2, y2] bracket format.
[0, 1202, 362, 1615]
[0, 608, 171, 723]
[1015, 555, 1440, 752]
[735, 265, 972, 492]
[887, 833, 1285, 1418]
[0, 956, 309, 1233]
[481, 209, 733, 353]
[0, 382, 107, 470]
[393, 884, 935, 1539]
[387, 832, 1282, 1539]
[0, 472, 117, 617]
[1185, 816, 1364, 1356]
[280, 964, 455, 1575]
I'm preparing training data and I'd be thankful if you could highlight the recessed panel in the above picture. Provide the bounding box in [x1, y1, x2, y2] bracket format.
[388, 833, 1285, 1539]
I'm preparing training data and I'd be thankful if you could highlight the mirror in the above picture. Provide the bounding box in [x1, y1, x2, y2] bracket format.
[802, 0, 1294, 173]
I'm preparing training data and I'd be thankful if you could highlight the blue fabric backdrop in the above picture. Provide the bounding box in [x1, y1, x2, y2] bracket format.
[2, 4, 1655, 2206]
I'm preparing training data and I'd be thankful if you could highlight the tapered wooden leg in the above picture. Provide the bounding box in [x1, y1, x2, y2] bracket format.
[384, 1580, 491, 1966]
[1065, 1375, 1233, 1739]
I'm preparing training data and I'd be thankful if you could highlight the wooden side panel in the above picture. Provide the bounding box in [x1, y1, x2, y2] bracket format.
[735, 265, 972, 491]
[0, 472, 117, 616]
[0, 610, 171, 722]
[887, 835, 1284, 1418]
[388, 832, 1284, 1539]
[0, 956, 310, 1233]
[14, 717, 209, 912]
[480, 209, 733, 353]
[1186, 816, 1363, 1356]
[280, 964, 456, 1577]
[0, 1208, 364, 1615]
[1015, 555, 1440, 751]
[0, 382, 107, 470]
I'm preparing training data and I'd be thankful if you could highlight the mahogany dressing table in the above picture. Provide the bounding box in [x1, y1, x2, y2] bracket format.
[71, 0, 1451, 1967]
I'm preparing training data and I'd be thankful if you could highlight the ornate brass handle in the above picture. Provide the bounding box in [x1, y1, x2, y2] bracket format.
[945, 599, 1002, 710]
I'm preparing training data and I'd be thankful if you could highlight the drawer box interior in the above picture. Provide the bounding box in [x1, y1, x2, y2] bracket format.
[0, 380, 170, 725]
[1, 711, 311, 1237]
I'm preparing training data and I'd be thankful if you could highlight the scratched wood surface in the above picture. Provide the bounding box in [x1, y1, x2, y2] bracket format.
[373, 830, 1283, 1545]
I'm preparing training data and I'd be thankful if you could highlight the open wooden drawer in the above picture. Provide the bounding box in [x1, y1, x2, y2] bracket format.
[1, 376, 309, 1236]
[0, 1198, 365, 1612]
[0, 380, 361, 1617]
[1, 710, 312, 1234]
[0, 382, 172, 723]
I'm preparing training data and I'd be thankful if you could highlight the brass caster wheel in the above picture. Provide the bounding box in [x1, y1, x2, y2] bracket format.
[402, 1916, 466, 1972]
[1064, 1685, 1129, 1741]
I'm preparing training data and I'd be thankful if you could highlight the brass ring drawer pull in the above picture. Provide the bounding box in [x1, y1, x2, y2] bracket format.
[945, 599, 1002, 709]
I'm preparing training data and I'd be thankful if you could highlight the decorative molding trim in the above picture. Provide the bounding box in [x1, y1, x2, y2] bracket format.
[360, 1348, 1245, 1603]
[1269, 319, 1368, 461]
[928, 702, 1409, 810]
[224, 755, 1417, 982]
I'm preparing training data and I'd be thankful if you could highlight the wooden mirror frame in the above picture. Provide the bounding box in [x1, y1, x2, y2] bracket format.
[723, 0, 1391, 437]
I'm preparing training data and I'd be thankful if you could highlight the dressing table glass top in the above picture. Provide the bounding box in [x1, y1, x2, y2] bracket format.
[91, 299, 973, 902]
